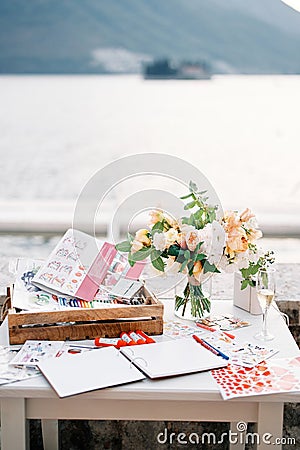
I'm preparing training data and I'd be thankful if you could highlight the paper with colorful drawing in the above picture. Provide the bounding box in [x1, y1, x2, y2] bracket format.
[163, 320, 277, 368]
[11, 258, 61, 311]
[0, 345, 40, 385]
[202, 332, 278, 368]
[31, 229, 144, 302]
[196, 314, 251, 331]
[32, 228, 117, 301]
[9, 340, 65, 367]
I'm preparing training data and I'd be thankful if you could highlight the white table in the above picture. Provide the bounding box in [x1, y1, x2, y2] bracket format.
[1, 300, 299, 450]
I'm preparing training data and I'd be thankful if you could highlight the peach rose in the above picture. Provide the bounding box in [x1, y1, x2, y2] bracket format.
[135, 228, 151, 246]
[226, 229, 248, 254]
[223, 211, 241, 233]
[186, 230, 200, 252]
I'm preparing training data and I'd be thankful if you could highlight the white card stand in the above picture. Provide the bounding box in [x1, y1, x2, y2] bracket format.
[233, 272, 262, 315]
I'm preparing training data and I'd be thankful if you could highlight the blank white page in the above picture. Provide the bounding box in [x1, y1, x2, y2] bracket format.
[38, 346, 146, 397]
[120, 338, 227, 379]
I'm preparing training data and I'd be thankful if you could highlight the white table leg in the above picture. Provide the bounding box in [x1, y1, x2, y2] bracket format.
[41, 419, 59, 450]
[1, 398, 29, 450]
[230, 422, 246, 450]
[256, 402, 284, 450]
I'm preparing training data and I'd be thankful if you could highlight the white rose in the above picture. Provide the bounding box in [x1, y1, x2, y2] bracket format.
[164, 228, 178, 247]
[198, 223, 212, 254]
[153, 232, 166, 251]
[236, 253, 249, 270]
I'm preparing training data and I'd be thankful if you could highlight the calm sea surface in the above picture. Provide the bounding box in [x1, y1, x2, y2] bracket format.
[0, 75, 299, 262]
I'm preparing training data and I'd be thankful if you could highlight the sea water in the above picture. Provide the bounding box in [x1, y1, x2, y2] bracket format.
[0, 74, 299, 259]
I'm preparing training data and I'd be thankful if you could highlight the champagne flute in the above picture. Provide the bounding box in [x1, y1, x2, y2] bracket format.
[255, 268, 276, 341]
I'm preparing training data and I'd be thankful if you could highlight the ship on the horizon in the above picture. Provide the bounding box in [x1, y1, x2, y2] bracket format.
[143, 59, 211, 80]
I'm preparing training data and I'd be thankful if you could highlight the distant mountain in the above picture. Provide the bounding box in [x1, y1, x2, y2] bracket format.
[0, 0, 300, 74]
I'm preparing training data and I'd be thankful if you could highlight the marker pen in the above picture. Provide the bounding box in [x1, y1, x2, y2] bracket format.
[128, 331, 144, 345]
[120, 332, 137, 345]
[94, 337, 127, 349]
[196, 323, 235, 340]
[136, 330, 156, 344]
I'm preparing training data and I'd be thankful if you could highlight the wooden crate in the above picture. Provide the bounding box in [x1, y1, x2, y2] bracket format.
[7, 286, 163, 344]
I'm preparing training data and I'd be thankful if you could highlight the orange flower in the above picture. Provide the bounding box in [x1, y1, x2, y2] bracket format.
[226, 229, 249, 254]
[223, 211, 241, 234]
[135, 229, 151, 246]
[193, 260, 203, 281]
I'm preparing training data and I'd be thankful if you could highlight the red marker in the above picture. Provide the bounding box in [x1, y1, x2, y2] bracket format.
[192, 335, 229, 360]
[196, 323, 235, 340]
[128, 331, 145, 345]
[136, 330, 156, 344]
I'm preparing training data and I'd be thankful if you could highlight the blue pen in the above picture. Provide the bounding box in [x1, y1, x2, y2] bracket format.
[201, 338, 230, 360]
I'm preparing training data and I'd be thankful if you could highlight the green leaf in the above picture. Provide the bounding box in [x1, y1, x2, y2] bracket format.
[128, 254, 135, 267]
[203, 261, 220, 274]
[241, 280, 248, 290]
[127, 233, 134, 243]
[188, 262, 194, 276]
[195, 253, 206, 261]
[184, 200, 196, 210]
[194, 241, 203, 253]
[249, 264, 259, 275]
[180, 193, 193, 200]
[130, 246, 153, 261]
[249, 279, 256, 288]
[115, 241, 131, 252]
[189, 181, 198, 193]
[240, 267, 251, 279]
[151, 221, 164, 234]
[151, 251, 165, 272]
[168, 244, 180, 257]
[184, 250, 191, 259]
[179, 259, 189, 273]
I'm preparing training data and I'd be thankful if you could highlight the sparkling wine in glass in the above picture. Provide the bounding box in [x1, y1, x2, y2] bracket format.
[255, 268, 275, 341]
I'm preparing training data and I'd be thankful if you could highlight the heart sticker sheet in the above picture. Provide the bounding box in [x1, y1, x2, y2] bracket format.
[211, 356, 300, 400]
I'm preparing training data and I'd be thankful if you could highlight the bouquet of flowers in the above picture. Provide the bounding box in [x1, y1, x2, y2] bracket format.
[116, 181, 273, 319]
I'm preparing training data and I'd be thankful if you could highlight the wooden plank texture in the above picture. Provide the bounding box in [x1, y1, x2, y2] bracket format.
[8, 286, 164, 343]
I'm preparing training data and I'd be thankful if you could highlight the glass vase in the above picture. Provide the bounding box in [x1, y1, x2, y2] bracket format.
[174, 276, 211, 321]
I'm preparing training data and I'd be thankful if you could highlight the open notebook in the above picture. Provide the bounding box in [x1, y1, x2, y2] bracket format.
[38, 338, 227, 397]
[120, 338, 228, 378]
[38, 346, 146, 398]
